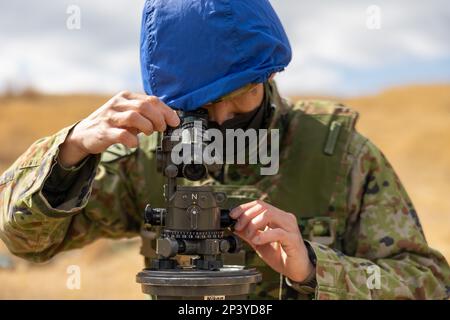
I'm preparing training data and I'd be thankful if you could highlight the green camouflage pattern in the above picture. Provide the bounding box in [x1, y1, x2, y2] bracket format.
[0, 81, 449, 299]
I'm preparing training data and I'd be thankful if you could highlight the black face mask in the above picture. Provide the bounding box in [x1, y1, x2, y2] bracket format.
[206, 82, 274, 172]
[208, 81, 273, 133]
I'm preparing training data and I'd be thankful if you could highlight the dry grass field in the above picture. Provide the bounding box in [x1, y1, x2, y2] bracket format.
[0, 84, 449, 299]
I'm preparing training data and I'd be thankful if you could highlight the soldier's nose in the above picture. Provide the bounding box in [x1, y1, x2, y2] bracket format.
[204, 103, 234, 125]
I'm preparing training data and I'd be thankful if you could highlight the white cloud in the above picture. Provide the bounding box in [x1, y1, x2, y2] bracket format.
[270, 0, 450, 95]
[0, 0, 144, 94]
[0, 36, 141, 94]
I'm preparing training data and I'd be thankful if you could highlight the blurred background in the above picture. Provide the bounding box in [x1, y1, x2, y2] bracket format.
[0, 0, 449, 299]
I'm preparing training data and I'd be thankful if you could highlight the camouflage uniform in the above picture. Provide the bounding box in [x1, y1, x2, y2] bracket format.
[0, 81, 449, 299]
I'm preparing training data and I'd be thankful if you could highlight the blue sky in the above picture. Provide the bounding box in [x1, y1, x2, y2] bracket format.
[0, 0, 449, 97]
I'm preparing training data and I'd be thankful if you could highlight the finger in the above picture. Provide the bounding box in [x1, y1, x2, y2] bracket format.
[111, 111, 154, 136]
[245, 212, 271, 240]
[116, 90, 135, 100]
[234, 228, 283, 264]
[109, 127, 139, 149]
[138, 98, 179, 129]
[159, 104, 180, 128]
[135, 100, 168, 132]
[255, 228, 303, 259]
[127, 127, 140, 136]
[234, 203, 265, 232]
[233, 228, 258, 252]
[252, 228, 290, 246]
[123, 94, 180, 128]
[118, 91, 147, 100]
[114, 99, 166, 132]
[230, 200, 261, 219]
[239, 206, 298, 234]
[235, 227, 284, 266]
[254, 209, 299, 233]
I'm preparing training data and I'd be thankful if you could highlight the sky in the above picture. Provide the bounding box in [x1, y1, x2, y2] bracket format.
[0, 0, 449, 97]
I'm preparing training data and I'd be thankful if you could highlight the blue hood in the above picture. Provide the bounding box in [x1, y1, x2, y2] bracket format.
[140, 0, 292, 111]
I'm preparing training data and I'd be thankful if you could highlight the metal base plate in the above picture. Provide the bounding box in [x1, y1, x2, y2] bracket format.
[136, 266, 262, 300]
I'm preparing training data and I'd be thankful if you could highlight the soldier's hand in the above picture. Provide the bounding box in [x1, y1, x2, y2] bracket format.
[230, 200, 314, 283]
[58, 91, 180, 167]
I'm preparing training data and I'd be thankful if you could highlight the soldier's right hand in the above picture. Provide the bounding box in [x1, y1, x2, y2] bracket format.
[58, 91, 180, 167]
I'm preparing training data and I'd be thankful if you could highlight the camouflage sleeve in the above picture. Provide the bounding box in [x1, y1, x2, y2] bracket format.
[0, 125, 164, 262]
[300, 137, 449, 299]
[42, 154, 100, 208]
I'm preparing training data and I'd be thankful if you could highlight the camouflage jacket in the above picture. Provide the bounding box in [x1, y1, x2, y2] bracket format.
[0, 83, 449, 300]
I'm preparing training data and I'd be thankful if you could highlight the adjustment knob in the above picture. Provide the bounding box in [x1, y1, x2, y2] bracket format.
[144, 205, 166, 226]
[226, 235, 242, 254]
[220, 209, 236, 228]
[156, 238, 179, 258]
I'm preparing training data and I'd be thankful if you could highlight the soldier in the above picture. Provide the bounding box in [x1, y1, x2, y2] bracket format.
[0, 0, 449, 299]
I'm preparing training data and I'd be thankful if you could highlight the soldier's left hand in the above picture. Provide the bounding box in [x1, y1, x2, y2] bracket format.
[230, 200, 314, 282]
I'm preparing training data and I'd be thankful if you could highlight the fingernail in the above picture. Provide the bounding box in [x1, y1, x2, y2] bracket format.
[252, 236, 261, 244]
[229, 210, 237, 219]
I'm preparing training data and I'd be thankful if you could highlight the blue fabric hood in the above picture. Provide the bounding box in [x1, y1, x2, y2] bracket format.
[140, 0, 292, 111]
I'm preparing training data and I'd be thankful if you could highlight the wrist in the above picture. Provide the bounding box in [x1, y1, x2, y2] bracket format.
[58, 129, 90, 168]
[286, 242, 317, 294]
[292, 241, 318, 282]
[294, 263, 316, 284]
[286, 266, 317, 295]
[290, 260, 315, 283]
